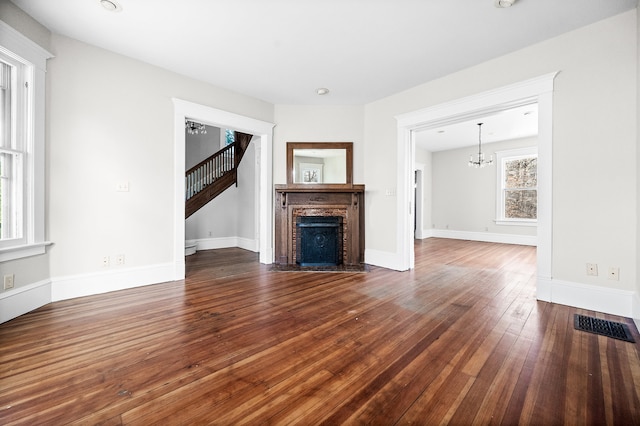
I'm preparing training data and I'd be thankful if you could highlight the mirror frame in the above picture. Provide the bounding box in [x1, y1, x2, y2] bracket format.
[286, 142, 353, 186]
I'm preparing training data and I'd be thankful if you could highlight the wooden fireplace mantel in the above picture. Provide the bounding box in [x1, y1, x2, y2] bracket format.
[274, 184, 365, 268]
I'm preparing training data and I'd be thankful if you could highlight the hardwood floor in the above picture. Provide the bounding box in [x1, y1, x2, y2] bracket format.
[1, 238, 639, 424]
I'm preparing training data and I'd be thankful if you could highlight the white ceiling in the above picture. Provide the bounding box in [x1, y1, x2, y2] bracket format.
[9, 0, 637, 106]
[415, 103, 539, 152]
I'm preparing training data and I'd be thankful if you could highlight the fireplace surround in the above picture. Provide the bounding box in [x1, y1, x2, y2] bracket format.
[274, 185, 365, 270]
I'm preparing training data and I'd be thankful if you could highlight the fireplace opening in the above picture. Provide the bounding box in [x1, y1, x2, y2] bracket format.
[296, 216, 343, 266]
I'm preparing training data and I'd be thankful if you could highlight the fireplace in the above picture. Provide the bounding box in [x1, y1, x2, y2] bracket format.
[274, 185, 365, 270]
[296, 216, 343, 266]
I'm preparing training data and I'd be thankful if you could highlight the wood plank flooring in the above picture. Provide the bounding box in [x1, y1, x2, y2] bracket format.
[1, 238, 639, 424]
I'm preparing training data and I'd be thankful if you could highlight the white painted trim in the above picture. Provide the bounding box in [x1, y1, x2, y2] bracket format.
[189, 237, 259, 252]
[50, 263, 175, 302]
[495, 146, 538, 223]
[364, 248, 404, 271]
[428, 230, 537, 246]
[537, 276, 552, 303]
[416, 229, 436, 239]
[0, 20, 53, 263]
[172, 99, 275, 281]
[414, 163, 425, 240]
[0, 20, 53, 70]
[395, 73, 559, 306]
[0, 241, 51, 262]
[632, 292, 640, 332]
[0, 279, 51, 324]
[538, 278, 635, 318]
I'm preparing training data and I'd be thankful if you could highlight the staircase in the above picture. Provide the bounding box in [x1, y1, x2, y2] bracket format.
[185, 133, 252, 218]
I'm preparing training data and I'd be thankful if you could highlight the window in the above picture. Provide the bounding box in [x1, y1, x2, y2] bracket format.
[0, 21, 52, 262]
[496, 147, 537, 225]
[225, 129, 235, 146]
[1, 55, 24, 244]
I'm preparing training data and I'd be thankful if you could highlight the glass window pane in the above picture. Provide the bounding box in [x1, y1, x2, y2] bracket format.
[225, 129, 235, 146]
[505, 158, 537, 189]
[0, 60, 12, 149]
[505, 189, 537, 219]
[0, 151, 21, 239]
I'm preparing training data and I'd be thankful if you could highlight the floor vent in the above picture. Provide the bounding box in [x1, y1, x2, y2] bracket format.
[574, 314, 635, 343]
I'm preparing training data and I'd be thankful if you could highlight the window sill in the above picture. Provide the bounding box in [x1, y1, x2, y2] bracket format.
[495, 220, 537, 227]
[0, 242, 52, 262]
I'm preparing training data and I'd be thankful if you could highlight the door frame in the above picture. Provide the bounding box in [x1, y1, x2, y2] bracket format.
[395, 72, 558, 301]
[172, 99, 275, 279]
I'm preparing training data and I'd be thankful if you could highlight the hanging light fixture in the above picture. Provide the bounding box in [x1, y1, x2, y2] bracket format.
[185, 120, 207, 135]
[468, 122, 493, 168]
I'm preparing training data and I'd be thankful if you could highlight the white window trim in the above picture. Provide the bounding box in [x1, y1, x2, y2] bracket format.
[0, 20, 53, 262]
[495, 146, 538, 226]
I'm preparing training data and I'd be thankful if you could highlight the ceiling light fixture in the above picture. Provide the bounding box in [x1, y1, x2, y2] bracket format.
[100, 0, 121, 12]
[468, 123, 493, 168]
[494, 0, 515, 8]
[316, 88, 330, 96]
[185, 120, 207, 135]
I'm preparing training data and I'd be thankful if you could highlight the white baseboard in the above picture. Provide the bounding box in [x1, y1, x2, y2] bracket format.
[0, 279, 51, 324]
[415, 229, 435, 239]
[51, 262, 175, 302]
[260, 247, 273, 265]
[365, 248, 405, 271]
[429, 229, 537, 246]
[537, 277, 634, 318]
[537, 276, 552, 302]
[190, 237, 259, 252]
[632, 292, 640, 331]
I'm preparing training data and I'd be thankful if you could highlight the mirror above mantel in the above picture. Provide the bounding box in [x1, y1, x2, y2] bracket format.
[286, 142, 353, 186]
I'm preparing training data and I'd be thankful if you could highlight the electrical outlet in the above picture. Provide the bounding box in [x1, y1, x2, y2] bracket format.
[3, 274, 14, 290]
[608, 267, 620, 281]
[116, 181, 129, 192]
[103, 256, 110, 267]
[116, 254, 125, 265]
[586, 263, 598, 276]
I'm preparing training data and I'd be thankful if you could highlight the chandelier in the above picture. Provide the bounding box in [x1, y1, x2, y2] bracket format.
[468, 122, 493, 168]
[185, 120, 207, 135]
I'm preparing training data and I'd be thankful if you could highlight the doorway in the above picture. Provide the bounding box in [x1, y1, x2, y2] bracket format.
[414, 165, 425, 239]
[396, 73, 558, 300]
[173, 99, 275, 280]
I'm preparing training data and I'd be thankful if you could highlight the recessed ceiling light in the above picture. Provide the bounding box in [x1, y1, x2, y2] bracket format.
[100, 0, 122, 12]
[316, 88, 329, 96]
[494, 0, 515, 8]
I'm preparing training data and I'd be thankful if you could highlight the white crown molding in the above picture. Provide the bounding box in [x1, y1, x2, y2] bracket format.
[0, 19, 53, 69]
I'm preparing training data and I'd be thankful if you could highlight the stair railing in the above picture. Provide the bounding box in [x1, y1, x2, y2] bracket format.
[185, 143, 235, 202]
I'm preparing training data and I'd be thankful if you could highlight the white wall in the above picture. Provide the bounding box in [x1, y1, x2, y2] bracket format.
[415, 149, 432, 238]
[0, 0, 50, 51]
[1, 1, 638, 323]
[273, 105, 365, 185]
[0, 2, 51, 296]
[0, 19, 273, 321]
[363, 11, 637, 298]
[430, 137, 537, 238]
[185, 125, 220, 170]
[45, 34, 272, 280]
